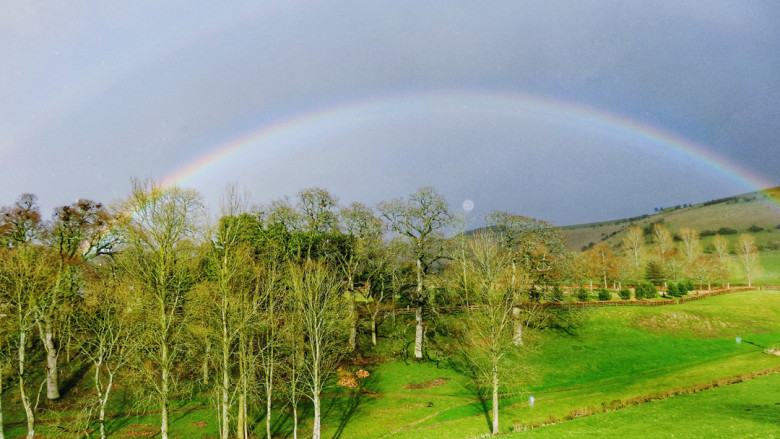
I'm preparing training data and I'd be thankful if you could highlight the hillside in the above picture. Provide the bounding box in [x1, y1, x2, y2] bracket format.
[563, 186, 780, 252]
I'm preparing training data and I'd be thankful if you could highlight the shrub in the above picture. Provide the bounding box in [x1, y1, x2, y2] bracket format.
[619, 288, 631, 300]
[598, 289, 611, 301]
[717, 227, 738, 235]
[667, 283, 679, 297]
[636, 282, 656, 299]
[549, 285, 564, 302]
[677, 282, 688, 296]
[575, 287, 589, 301]
[748, 225, 764, 233]
[685, 279, 695, 292]
[700, 230, 716, 237]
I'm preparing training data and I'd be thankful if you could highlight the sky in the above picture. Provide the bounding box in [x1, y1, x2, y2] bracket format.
[1, 1, 779, 227]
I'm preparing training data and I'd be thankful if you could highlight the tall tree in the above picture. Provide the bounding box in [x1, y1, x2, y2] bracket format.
[288, 261, 349, 439]
[652, 224, 675, 286]
[117, 181, 203, 439]
[78, 265, 136, 439]
[0, 193, 42, 247]
[736, 234, 761, 287]
[621, 226, 645, 282]
[378, 187, 452, 359]
[0, 245, 59, 439]
[678, 228, 701, 267]
[586, 243, 617, 290]
[459, 231, 526, 435]
[197, 189, 259, 439]
[712, 234, 730, 263]
[338, 202, 384, 351]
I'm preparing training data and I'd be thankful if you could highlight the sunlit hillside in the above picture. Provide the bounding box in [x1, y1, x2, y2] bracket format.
[563, 186, 780, 252]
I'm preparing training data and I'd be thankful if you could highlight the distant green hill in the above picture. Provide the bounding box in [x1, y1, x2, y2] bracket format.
[563, 186, 780, 253]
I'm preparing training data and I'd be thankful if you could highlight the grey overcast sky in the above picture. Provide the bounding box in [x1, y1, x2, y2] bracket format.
[1, 1, 779, 226]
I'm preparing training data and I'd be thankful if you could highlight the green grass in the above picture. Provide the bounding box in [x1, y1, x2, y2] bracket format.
[3, 291, 779, 438]
[518, 372, 780, 438]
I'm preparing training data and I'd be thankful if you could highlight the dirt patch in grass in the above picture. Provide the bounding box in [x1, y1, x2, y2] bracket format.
[403, 378, 451, 390]
[629, 311, 736, 337]
[190, 420, 208, 428]
[123, 428, 158, 437]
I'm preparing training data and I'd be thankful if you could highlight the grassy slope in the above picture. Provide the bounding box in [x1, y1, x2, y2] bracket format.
[519, 372, 780, 439]
[563, 187, 780, 252]
[3, 291, 779, 438]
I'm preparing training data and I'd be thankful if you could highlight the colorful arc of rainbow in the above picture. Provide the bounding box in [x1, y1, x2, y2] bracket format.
[161, 91, 776, 197]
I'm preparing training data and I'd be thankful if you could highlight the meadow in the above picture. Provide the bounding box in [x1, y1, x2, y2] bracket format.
[3, 290, 778, 438]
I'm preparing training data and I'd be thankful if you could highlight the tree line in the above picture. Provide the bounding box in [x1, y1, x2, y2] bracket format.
[0, 182, 762, 438]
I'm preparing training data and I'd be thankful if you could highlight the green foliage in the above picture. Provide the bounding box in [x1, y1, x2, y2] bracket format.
[667, 283, 679, 297]
[575, 287, 589, 301]
[717, 227, 738, 235]
[677, 282, 688, 296]
[548, 285, 564, 302]
[597, 288, 610, 301]
[644, 260, 665, 286]
[747, 224, 764, 233]
[635, 282, 657, 299]
[618, 288, 631, 300]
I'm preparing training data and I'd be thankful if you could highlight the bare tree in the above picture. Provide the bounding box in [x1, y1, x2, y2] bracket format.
[621, 226, 645, 281]
[0, 246, 59, 439]
[117, 181, 203, 439]
[288, 261, 350, 439]
[78, 265, 136, 439]
[459, 231, 527, 434]
[378, 187, 452, 359]
[338, 202, 384, 350]
[712, 234, 730, 262]
[736, 234, 761, 287]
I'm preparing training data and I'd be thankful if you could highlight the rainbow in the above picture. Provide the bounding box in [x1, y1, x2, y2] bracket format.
[161, 90, 776, 195]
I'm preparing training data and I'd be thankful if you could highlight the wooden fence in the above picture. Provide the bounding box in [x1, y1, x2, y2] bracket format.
[386, 286, 774, 315]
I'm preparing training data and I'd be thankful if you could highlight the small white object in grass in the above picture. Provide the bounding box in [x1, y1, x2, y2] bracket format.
[462, 199, 474, 211]
[736, 337, 741, 344]
[529, 395, 535, 407]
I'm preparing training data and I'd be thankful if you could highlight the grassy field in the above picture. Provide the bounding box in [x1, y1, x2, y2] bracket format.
[2, 291, 779, 438]
[520, 372, 780, 438]
[563, 187, 780, 252]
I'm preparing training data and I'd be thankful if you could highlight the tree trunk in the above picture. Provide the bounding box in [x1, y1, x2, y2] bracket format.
[0, 365, 5, 439]
[202, 341, 210, 386]
[349, 276, 356, 351]
[492, 365, 499, 435]
[99, 372, 113, 439]
[313, 391, 321, 439]
[414, 306, 423, 359]
[371, 316, 377, 346]
[221, 327, 229, 439]
[18, 331, 35, 439]
[513, 307, 523, 346]
[160, 343, 169, 439]
[39, 320, 60, 400]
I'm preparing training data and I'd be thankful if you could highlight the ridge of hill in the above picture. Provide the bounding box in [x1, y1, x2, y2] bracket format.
[563, 186, 780, 252]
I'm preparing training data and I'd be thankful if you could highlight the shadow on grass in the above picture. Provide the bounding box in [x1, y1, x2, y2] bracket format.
[328, 388, 363, 439]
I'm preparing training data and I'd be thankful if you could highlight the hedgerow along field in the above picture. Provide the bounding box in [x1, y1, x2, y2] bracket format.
[3, 290, 778, 438]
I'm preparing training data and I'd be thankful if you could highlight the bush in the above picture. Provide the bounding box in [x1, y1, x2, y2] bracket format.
[667, 283, 679, 297]
[598, 289, 611, 301]
[575, 287, 589, 301]
[677, 282, 688, 296]
[685, 279, 695, 292]
[635, 282, 657, 299]
[748, 225, 764, 233]
[717, 227, 738, 235]
[549, 285, 564, 302]
[700, 230, 716, 237]
[619, 288, 631, 300]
